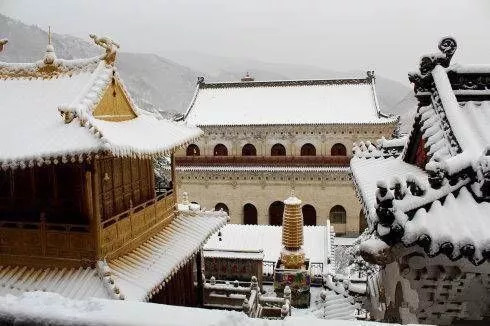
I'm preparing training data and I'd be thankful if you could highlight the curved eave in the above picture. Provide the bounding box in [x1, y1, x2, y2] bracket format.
[176, 164, 350, 173]
[195, 120, 398, 128]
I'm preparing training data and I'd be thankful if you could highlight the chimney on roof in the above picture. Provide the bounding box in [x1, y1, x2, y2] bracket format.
[241, 72, 254, 82]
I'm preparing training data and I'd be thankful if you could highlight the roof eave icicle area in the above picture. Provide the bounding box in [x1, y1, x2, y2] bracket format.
[353, 156, 488, 266]
[186, 76, 398, 126]
[196, 121, 398, 128]
[0, 58, 203, 167]
[0, 151, 102, 171]
[200, 77, 372, 89]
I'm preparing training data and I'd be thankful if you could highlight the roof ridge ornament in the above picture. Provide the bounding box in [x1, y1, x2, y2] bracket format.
[366, 70, 375, 82]
[419, 36, 457, 76]
[43, 26, 56, 65]
[408, 36, 457, 96]
[89, 33, 120, 64]
[241, 72, 254, 82]
[0, 38, 8, 52]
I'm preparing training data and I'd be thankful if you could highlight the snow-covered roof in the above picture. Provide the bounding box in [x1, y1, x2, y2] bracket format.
[0, 210, 227, 301]
[402, 187, 490, 263]
[333, 237, 358, 247]
[415, 65, 490, 175]
[351, 39, 490, 266]
[176, 165, 350, 173]
[351, 156, 465, 224]
[0, 291, 413, 326]
[0, 51, 202, 169]
[353, 136, 407, 160]
[204, 223, 331, 274]
[351, 156, 489, 264]
[184, 77, 397, 126]
[203, 249, 264, 260]
[0, 266, 109, 300]
[107, 210, 228, 301]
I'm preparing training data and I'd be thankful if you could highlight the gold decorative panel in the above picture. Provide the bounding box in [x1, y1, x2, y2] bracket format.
[93, 80, 137, 121]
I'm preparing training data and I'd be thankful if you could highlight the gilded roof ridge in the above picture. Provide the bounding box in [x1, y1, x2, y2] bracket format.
[0, 33, 119, 80]
[0, 55, 105, 80]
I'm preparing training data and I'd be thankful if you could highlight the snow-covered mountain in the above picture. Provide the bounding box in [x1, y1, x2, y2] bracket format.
[0, 14, 199, 116]
[0, 13, 416, 130]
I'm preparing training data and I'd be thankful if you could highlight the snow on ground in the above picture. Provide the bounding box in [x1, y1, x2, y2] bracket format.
[290, 287, 356, 320]
[0, 291, 416, 326]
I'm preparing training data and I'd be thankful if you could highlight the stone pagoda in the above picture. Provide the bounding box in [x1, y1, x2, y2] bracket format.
[273, 192, 311, 307]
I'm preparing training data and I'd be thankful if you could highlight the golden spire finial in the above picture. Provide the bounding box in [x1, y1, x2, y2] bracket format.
[43, 26, 56, 65]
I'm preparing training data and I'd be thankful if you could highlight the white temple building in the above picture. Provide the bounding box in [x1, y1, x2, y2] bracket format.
[175, 74, 398, 236]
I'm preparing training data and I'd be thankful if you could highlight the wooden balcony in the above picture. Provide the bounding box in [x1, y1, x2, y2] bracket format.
[0, 191, 177, 266]
[175, 155, 350, 167]
[100, 191, 176, 259]
[0, 219, 94, 267]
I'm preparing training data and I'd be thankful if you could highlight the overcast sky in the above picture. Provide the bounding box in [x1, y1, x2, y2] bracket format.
[1, 0, 489, 84]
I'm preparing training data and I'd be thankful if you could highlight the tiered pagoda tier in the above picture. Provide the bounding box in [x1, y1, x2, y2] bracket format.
[280, 194, 305, 269]
[273, 194, 311, 308]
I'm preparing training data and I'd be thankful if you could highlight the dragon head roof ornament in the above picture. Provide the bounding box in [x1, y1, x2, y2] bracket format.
[89, 34, 120, 64]
[408, 36, 457, 95]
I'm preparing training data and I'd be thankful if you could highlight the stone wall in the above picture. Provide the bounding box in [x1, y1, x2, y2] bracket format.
[176, 168, 362, 235]
[175, 124, 395, 158]
[366, 246, 490, 325]
[175, 123, 396, 235]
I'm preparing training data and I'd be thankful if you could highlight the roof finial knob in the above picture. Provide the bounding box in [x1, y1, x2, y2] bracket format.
[0, 38, 8, 53]
[182, 191, 190, 205]
[367, 70, 375, 82]
[43, 26, 56, 64]
[90, 33, 120, 64]
[241, 72, 254, 82]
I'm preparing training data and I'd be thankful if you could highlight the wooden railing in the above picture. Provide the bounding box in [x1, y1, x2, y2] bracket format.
[0, 218, 94, 266]
[0, 191, 176, 266]
[176, 155, 350, 166]
[99, 192, 176, 259]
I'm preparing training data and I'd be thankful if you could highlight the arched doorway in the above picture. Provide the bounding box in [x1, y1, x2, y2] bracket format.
[215, 203, 229, 214]
[329, 205, 346, 224]
[243, 203, 258, 225]
[331, 143, 347, 156]
[186, 144, 200, 156]
[214, 144, 228, 156]
[271, 143, 286, 156]
[242, 144, 257, 156]
[300, 143, 316, 156]
[359, 209, 368, 232]
[269, 201, 284, 225]
[302, 204, 316, 226]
